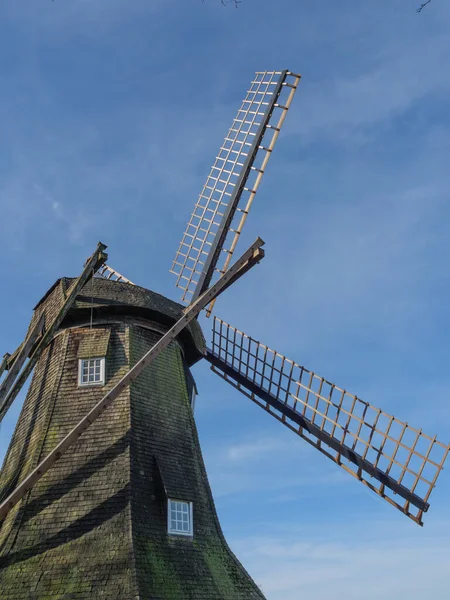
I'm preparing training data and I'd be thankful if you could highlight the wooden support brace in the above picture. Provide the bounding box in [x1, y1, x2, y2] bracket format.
[0, 242, 108, 424]
[0, 314, 45, 405]
[0, 354, 10, 379]
[0, 238, 264, 522]
[4, 341, 26, 371]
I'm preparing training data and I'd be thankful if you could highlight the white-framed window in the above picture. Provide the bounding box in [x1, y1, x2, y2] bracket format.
[167, 499, 193, 536]
[78, 357, 105, 386]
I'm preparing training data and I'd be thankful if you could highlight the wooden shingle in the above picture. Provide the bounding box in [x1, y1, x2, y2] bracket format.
[0, 279, 265, 600]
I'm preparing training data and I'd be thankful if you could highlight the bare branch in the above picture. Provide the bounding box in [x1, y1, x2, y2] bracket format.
[202, 0, 241, 6]
[417, 0, 432, 12]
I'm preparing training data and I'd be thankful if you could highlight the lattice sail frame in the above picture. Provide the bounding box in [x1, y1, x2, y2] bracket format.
[208, 318, 450, 525]
[171, 70, 300, 307]
[96, 264, 135, 285]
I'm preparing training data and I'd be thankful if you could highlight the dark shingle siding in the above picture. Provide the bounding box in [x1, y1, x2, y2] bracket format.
[0, 281, 265, 599]
[130, 326, 265, 599]
[0, 324, 135, 599]
[28, 277, 206, 363]
[0, 333, 70, 555]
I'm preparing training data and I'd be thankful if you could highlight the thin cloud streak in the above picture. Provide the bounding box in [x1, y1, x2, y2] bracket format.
[232, 520, 450, 600]
[204, 433, 348, 499]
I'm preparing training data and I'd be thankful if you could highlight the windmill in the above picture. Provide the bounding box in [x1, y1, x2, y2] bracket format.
[0, 70, 448, 599]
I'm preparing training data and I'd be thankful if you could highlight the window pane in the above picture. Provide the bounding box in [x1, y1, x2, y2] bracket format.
[168, 500, 192, 535]
[80, 358, 105, 386]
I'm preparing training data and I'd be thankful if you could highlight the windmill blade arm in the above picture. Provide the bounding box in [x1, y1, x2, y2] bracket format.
[171, 70, 300, 306]
[3, 342, 24, 372]
[0, 353, 11, 378]
[206, 317, 450, 526]
[0, 314, 45, 405]
[0, 339, 34, 377]
[188, 238, 264, 308]
[0, 242, 108, 423]
[0, 343, 24, 380]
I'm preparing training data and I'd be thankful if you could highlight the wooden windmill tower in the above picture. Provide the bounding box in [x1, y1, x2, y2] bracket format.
[0, 70, 448, 600]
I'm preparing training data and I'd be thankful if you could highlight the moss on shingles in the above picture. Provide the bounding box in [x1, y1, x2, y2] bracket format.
[142, 540, 183, 600]
[1, 284, 265, 600]
[130, 326, 265, 599]
[59, 566, 92, 597]
[0, 324, 133, 599]
[203, 543, 241, 599]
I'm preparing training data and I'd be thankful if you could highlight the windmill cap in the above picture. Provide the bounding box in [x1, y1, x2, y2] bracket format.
[31, 277, 206, 366]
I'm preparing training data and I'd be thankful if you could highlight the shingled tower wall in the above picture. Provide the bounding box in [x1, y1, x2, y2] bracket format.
[0, 278, 265, 600]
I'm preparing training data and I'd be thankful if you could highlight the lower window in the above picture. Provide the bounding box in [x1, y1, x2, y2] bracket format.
[167, 499, 193, 536]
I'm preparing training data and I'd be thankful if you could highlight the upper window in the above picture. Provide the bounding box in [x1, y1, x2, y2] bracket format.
[167, 499, 193, 536]
[78, 357, 105, 386]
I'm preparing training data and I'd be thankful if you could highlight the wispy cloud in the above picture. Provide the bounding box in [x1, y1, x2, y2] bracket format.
[282, 6, 450, 146]
[226, 437, 289, 462]
[231, 519, 450, 600]
[3, 0, 172, 37]
[204, 433, 348, 499]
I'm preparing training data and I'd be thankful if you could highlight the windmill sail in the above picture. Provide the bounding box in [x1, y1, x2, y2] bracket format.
[206, 317, 450, 526]
[170, 70, 300, 308]
[96, 263, 135, 284]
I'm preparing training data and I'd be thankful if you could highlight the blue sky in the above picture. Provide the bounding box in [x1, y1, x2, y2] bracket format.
[1, 1, 450, 598]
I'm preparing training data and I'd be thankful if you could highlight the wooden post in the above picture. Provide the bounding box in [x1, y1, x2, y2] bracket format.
[0, 314, 45, 405]
[0, 354, 10, 379]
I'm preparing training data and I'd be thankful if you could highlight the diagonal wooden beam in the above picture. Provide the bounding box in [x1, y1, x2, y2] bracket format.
[0, 238, 264, 522]
[0, 242, 108, 424]
[4, 343, 23, 371]
[0, 354, 11, 379]
[0, 314, 45, 406]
